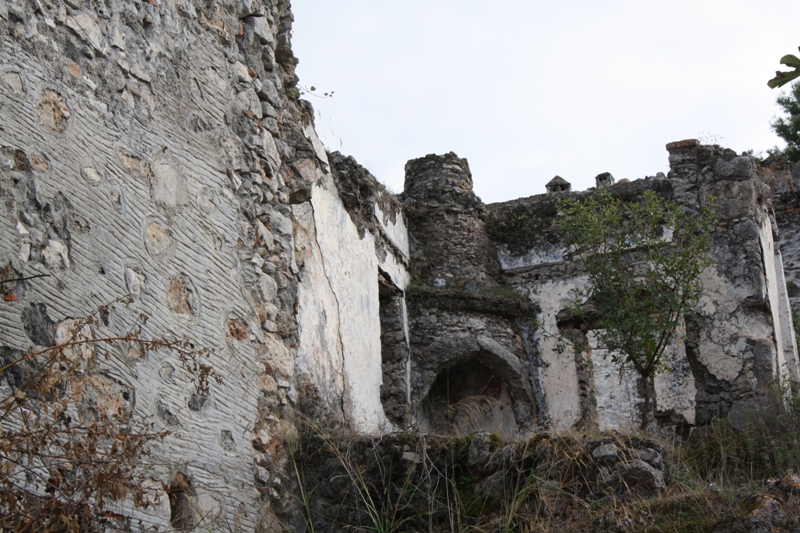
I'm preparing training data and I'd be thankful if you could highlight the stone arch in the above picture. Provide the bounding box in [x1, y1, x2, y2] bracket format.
[414, 334, 535, 439]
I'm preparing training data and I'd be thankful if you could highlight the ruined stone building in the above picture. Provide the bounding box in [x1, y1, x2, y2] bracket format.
[2, 0, 800, 529]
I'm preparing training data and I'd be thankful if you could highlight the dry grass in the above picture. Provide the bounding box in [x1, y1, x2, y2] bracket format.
[289, 398, 800, 533]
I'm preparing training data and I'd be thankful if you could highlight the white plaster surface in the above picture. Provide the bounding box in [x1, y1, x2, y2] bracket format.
[295, 218, 346, 418]
[525, 277, 585, 430]
[297, 172, 402, 433]
[653, 325, 697, 425]
[760, 220, 800, 383]
[379, 243, 410, 291]
[589, 331, 642, 433]
[375, 201, 410, 259]
[761, 218, 785, 381]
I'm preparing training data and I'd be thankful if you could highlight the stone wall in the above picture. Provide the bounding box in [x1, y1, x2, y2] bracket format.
[479, 140, 800, 431]
[0, 0, 407, 529]
[401, 154, 537, 438]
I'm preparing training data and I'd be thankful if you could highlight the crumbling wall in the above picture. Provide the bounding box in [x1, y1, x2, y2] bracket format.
[481, 141, 800, 431]
[401, 153, 537, 438]
[485, 178, 692, 431]
[667, 141, 799, 425]
[0, 0, 408, 529]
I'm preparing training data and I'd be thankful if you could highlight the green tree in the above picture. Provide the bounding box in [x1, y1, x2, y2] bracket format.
[770, 82, 800, 162]
[559, 189, 714, 429]
[768, 47, 800, 89]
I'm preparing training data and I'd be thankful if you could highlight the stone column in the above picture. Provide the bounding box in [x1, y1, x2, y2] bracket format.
[402, 152, 502, 291]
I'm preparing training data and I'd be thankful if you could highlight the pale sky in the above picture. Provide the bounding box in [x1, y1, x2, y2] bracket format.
[291, 1, 800, 203]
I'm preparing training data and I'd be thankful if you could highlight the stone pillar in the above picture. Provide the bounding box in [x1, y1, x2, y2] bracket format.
[402, 152, 501, 291]
[667, 139, 800, 425]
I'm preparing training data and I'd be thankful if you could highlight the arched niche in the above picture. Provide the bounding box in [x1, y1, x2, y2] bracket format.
[414, 336, 535, 439]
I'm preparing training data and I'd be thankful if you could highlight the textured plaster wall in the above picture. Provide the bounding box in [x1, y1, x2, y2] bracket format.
[0, 0, 408, 528]
[1, 29, 265, 532]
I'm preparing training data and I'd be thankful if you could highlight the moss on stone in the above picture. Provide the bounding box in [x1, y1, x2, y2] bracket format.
[405, 282, 531, 319]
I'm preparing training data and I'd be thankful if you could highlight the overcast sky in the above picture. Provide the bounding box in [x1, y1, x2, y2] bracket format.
[291, 1, 800, 204]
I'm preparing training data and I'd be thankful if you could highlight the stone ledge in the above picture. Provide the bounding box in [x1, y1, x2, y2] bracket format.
[406, 283, 531, 319]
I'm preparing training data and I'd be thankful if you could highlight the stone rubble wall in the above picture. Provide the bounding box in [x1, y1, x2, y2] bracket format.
[0, 0, 407, 529]
[401, 154, 536, 438]
[402, 152, 502, 291]
[482, 141, 800, 431]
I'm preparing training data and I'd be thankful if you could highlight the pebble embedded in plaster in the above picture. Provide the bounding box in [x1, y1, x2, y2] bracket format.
[71, 374, 134, 422]
[220, 430, 236, 452]
[196, 494, 222, 521]
[81, 166, 103, 185]
[150, 149, 188, 211]
[36, 89, 70, 132]
[125, 267, 147, 300]
[197, 188, 217, 214]
[188, 393, 207, 411]
[54, 319, 95, 363]
[144, 220, 174, 256]
[29, 154, 48, 171]
[167, 276, 197, 316]
[16, 221, 30, 262]
[226, 318, 249, 342]
[126, 340, 146, 360]
[42, 239, 70, 269]
[2, 71, 24, 94]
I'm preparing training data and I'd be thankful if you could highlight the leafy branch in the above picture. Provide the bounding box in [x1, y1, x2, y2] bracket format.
[768, 47, 800, 89]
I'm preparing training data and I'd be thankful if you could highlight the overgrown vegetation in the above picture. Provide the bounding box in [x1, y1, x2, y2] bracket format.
[0, 295, 220, 532]
[290, 392, 800, 532]
[558, 189, 715, 429]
